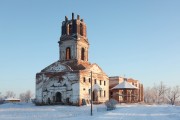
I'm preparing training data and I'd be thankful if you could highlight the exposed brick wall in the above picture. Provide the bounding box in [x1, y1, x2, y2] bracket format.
[61, 13, 87, 38]
[109, 76, 144, 103]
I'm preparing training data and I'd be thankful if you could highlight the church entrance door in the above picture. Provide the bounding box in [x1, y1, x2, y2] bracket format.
[56, 92, 62, 102]
[93, 90, 98, 102]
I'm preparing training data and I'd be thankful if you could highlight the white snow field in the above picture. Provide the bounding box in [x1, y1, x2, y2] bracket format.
[0, 103, 180, 120]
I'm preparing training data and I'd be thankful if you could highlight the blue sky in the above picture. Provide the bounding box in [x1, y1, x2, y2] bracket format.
[0, 0, 180, 97]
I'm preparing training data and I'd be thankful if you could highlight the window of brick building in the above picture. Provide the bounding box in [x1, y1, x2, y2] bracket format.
[89, 78, 91, 83]
[104, 81, 106, 86]
[104, 90, 106, 97]
[100, 80, 102, 85]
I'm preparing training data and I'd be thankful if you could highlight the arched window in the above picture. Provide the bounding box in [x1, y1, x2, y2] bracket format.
[80, 23, 83, 36]
[69, 24, 72, 34]
[66, 47, 71, 60]
[81, 48, 85, 60]
[100, 80, 102, 85]
[83, 77, 86, 82]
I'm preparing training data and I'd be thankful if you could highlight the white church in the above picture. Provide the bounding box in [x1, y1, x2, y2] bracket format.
[35, 13, 109, 106]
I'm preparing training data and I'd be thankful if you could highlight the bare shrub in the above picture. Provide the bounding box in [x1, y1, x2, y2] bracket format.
[105, 99, 118, 110]
[166, 86, 180, 105]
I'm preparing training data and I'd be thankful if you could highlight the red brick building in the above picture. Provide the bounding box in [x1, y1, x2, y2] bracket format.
[109, 76, 144, 103]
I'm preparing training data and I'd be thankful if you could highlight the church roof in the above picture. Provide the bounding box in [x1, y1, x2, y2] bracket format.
[41, 61, 73, 73]
[62, 60, 90, 71]
[111, 80, 138, 90]
[40, 60, 103, 73]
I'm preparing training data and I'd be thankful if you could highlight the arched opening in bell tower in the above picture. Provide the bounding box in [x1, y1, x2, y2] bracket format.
[66, 47, 71, 60]
[69, 24, 72, 34]
[80, 23, 83, 36]
[81, 48, 85, 60]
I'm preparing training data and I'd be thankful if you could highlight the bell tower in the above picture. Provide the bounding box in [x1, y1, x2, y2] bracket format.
[58, 13, 89, 63]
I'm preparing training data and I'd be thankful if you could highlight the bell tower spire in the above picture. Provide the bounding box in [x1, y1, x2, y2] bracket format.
[58, 13, 89, 63]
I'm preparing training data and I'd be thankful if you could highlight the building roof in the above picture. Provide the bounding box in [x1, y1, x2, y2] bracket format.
[92, 84, 102, 91]
[5, 98, 20, 101]
[111, 80, 138, 90]
[39, 60, 107, 75]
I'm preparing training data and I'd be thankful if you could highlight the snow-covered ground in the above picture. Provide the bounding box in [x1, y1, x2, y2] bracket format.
[0, 103, 180, 120]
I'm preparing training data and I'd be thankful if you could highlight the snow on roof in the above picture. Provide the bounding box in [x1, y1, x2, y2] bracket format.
[89, 84, 103, 91]
[92, 84, 102, 91]
[5, 98, 20, 101]
[111, 80, 138, 90]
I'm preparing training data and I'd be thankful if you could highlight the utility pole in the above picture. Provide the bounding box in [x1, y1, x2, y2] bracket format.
[91, 71, 93, 116]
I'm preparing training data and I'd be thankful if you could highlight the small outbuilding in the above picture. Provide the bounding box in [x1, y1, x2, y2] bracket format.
[4, 98, 20, 103]
[109, 76, 144, 103]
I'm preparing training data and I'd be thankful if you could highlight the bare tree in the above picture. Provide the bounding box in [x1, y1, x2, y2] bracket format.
[25, 90, 33, 102]
[150, 82, 168, 104]
[157, 82, 168, 103]
[144, 87, 154, 103]
[5, 91, 16, 98]
[19, 93, 26, 102]
[19, 90, 33, 102]
[144, 82, 169, 104]
[0, 93, 3, 99]
[166, 86, 180, 105]
[144, 82, 180, 105]
[0, 93, 4, 104]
